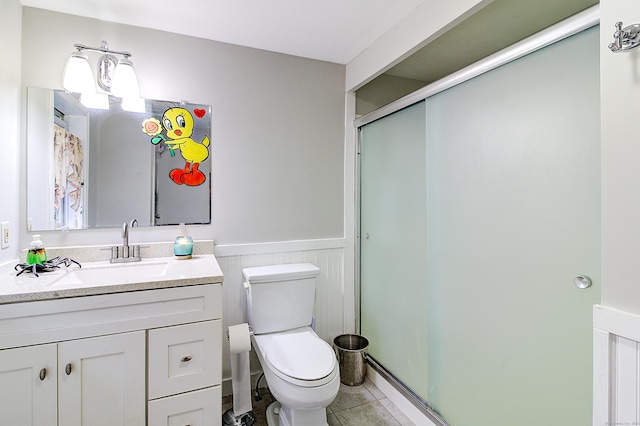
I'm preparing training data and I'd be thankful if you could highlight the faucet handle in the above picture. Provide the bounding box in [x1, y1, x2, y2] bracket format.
[130, 219, 139, 227]
[101, 246, 119, 260]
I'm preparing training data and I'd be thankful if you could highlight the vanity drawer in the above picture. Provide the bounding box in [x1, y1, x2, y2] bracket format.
[148, 386, 221, 426]
[148, 320, 222, 399]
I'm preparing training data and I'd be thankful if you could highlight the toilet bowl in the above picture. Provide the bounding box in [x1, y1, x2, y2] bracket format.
[252, 327, 340, 425]
[243, 264, 340, 426]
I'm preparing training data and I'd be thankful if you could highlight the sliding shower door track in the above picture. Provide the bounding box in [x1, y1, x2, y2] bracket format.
[366, 356, 450, 426]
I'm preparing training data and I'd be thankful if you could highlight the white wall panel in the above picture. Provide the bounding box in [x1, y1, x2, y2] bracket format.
[614, 336, 639, 424]
[594, 305, 640, 425]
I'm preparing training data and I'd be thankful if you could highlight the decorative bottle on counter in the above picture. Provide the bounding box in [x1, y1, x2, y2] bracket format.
[26, 234, 47, 265]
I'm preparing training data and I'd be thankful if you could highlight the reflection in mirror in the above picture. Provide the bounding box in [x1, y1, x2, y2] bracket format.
[26, 87, 212, 231]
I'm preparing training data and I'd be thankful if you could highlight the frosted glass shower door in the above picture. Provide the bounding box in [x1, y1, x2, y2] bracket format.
[425, 27, 600, 426]
[359, 26, 600, 426]
[359, 101, 428, 398]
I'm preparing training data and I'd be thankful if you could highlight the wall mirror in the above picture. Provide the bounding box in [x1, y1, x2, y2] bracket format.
[26, 87, 212, 231]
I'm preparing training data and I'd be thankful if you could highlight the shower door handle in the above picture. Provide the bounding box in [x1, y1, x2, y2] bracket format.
[573, 275, 592, 289]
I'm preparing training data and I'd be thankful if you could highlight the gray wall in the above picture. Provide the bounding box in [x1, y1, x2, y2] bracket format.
[20, 7, 345, 248]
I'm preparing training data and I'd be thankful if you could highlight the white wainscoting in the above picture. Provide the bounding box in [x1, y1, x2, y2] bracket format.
[593, 305, 640, 426]
[215, 238, 351, 390]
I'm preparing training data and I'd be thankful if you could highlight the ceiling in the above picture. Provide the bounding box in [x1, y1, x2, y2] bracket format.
[19, 0, 425, 65]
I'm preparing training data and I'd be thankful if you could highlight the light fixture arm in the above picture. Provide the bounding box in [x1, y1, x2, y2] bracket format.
[73, 41, 132, 59]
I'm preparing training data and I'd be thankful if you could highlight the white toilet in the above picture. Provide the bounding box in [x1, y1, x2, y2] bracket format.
[243, 263, 340, 426]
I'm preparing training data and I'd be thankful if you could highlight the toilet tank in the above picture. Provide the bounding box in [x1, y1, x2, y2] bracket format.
[243, 263, 320, 334]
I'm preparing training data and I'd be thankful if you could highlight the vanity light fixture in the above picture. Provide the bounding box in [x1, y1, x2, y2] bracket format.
[62, 41, 140, 100]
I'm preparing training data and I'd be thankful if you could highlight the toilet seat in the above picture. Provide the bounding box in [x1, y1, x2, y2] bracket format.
[264, 331, 337, 387]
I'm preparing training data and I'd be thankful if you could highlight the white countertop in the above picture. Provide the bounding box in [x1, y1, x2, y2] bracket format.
[0, 242, 223, 304]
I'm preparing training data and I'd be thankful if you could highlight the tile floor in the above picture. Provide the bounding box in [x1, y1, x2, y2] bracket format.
[222, 378, 415, 425]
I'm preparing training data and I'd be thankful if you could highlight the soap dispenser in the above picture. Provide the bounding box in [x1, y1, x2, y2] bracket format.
[26, 234, 47, 265]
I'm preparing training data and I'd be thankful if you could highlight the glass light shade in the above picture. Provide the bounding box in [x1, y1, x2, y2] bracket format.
[62, 52, 95, 94]
[110, 58, 139, 98]
[121, 96, 146, 113]
[80, 92, 109, 110]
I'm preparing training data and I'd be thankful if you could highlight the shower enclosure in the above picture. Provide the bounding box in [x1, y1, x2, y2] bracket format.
[358, 13, 600, 426]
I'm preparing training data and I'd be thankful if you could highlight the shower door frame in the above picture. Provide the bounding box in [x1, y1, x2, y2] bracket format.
[354, 3, 600, 421]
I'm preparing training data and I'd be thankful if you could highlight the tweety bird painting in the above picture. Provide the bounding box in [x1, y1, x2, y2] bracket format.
[142, 107, 210, 186]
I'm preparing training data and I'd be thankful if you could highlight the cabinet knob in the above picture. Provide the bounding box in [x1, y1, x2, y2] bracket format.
[65, 363, 72, 375]
[180, 355, 193, 363]
[39, 368, 47, 381]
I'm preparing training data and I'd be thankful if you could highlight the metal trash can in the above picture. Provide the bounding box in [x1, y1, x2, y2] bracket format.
[333, 334, 369, 386]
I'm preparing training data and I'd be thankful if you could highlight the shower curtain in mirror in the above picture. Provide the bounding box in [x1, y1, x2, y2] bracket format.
[53, 124, 84, 229]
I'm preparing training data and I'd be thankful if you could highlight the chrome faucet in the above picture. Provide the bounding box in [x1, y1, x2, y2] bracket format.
[110, 219, 141, 263]
[121, 221, 129, 247]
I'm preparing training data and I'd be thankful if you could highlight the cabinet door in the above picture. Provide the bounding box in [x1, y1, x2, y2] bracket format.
[58, 331, 145, 426]
[0, 344, 57, 426]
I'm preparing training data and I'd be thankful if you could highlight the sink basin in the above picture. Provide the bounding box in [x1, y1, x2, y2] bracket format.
[53, 261, 169, 287]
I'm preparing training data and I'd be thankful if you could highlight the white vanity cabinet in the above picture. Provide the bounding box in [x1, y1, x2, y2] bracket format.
[0, 282, 223, 426]
[0, 343, 57, 425]
[0, 331, 146, 425]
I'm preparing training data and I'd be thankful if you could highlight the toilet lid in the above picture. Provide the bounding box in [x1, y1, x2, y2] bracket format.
[266, 332, 335, 381]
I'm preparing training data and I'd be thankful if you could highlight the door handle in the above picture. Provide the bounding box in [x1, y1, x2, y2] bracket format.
[573, 275, 592, 289]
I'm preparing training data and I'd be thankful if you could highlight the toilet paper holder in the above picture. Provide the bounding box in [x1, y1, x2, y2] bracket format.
[224, 323, 256, 426]
[226, 324, 254, 341]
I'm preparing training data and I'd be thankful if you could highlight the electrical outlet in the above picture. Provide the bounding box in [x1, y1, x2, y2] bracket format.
[1, 222, 9, 249]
